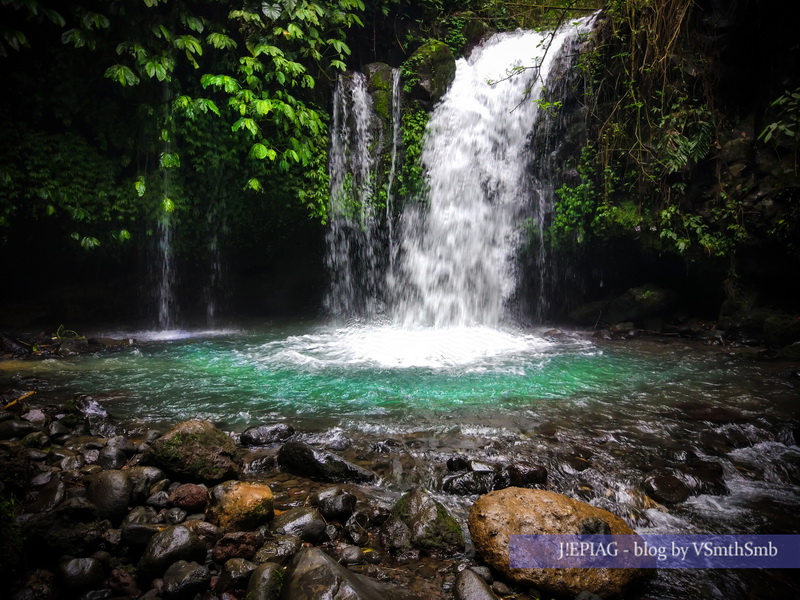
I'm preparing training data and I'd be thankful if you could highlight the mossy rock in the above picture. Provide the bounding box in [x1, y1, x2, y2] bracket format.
[568, 299, 608, 327]
[764, 314, 800, 346]
[462, 12, 489, 53]
[363, 62, 395, 124]
[146, 420, 239, 484]
[390, 487, 464, 554]
[777, 342, 800, 361]
[403, 40, 456, 106]
[604, 283, 678, 326]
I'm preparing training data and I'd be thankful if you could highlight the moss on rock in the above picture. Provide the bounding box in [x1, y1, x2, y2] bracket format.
[146, 420, 239, 484]
[389, 487, 464, 554]
[402, 40, 456, 106]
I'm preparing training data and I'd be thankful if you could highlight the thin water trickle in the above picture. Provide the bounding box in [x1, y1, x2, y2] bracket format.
[386, 67, 402, 276]
[155, 212, 176, 330]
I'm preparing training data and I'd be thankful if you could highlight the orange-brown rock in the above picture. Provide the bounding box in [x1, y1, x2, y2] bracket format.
[468, 487, 648, 598]
[206, 481, 274, 531]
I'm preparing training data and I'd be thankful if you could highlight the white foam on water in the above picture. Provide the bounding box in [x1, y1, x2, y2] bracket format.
[247, 325, 555, 370]
[99, 328, 243, 342]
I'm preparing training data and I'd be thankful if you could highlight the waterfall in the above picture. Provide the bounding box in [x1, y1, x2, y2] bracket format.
[325, 18, 594, 327]
[155, 213, 176, 330]
[392, 22, 593, 328]
[325, 70, 399, 320]
[154, 83, 179, 330]
[526, 20, 594, 322]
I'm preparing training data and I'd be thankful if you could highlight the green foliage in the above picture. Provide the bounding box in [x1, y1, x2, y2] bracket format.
[759, 87, 800, 150]
[442, 14, 468, 56]
[397, 109, 430, 200]
[0, 129, 139, 248]
[547, 0, 756, 259]
[0, 0, 370, 258]
[553, 146, 600, 244]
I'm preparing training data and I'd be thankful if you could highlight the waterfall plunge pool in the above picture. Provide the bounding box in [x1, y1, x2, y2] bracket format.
[4, 323, 799, 598]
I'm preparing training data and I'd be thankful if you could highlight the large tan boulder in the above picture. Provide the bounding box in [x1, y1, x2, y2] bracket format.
[468, 488, 648, 598]
[206, 481, 274, 531]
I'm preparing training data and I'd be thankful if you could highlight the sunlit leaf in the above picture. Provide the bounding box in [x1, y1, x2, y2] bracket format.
[104, 64, 140, 86]
[261, 2, 282, 20]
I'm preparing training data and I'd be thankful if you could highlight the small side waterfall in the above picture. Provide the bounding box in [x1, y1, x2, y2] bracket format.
[526, 20, 595, 321]
[155, 212, 177, 330]
[325, 70, 399, 320]
[154, 83, 179, 330]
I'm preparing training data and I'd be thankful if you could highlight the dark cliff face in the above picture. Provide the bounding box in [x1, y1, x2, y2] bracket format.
[707, 0, 798, 121]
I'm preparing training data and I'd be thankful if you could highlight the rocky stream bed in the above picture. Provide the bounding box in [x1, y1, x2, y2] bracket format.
[1, 328, 799, 600]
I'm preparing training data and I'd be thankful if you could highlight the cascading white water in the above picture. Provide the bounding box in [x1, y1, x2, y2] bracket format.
[325, 71, 385, 320]
[392, 23, 593, 328]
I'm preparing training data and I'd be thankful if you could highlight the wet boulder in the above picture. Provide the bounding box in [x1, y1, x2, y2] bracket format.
[246, 562, 284, 600]
[454, 568, 499, 600]
[137, 524, 206, 580]
[87, 469, 133, 524]
[127, 465, 167, 503]
[506, 462, 548, 487]
[277, 442, 379, 484]
[282, 547, 418, 600]
[363, 62, 395, 126]
[240, 422, 294, 446]
[126, 509, 162, 538]
[106, 567, 142, 598]
[384, 487, 464, 555]
[74, 395, 119, 437]
[312, 486, 357, 521]
[253, 533, 303, 564]
[0, 418, 39, 440]
[345, 511, 371, 546]
[97, 445, 127, 470]
[181, 519, 223, 548]
[168, 483, 209, 513]
[58, 557, 105, 591]
[21, 498, 106, 562]
[25, 473, 65, 513]
[468, 488, 647, 598]
[642, 472, 691, 504]
[443, 471, 496, 495]
[403, 39, 457, 107]
[206, 480, 274, 531]
[215, 557, 257, 593]
[212, 531, 265, 562]
[146, 419, 240, 484]
[271, 506, 327, 542]
[162, 559, 210, 599]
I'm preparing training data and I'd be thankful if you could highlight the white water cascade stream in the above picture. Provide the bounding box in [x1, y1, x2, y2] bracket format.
[392, 26, 590, 327]
[326, 18, 593, 331]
